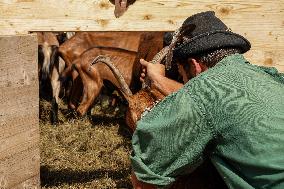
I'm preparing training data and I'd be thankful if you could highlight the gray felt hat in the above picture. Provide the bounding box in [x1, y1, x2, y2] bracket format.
[173, 11, 251, 59]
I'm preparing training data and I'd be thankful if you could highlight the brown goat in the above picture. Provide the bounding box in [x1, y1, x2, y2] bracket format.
[68, 33, 164, 116]
[88, 24, 183, 129]
[37, 32, 65, 124]
[89, 46, 168, 131]
[59, 31, 148, 110]
[59, 31, 143, 69]
[60, 32, 164, 114]
[70, 47, 137, 116]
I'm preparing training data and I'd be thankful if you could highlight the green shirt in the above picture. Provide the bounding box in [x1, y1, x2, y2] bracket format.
[131, 54, 284, 189]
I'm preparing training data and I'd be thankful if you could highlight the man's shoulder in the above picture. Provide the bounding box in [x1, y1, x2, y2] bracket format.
[186, 57, 246, 87]
[192, 54, 270, 84]
[183, 53, 284, 100]
[183, 54, 268, 95]
[205, 53, 251, 76]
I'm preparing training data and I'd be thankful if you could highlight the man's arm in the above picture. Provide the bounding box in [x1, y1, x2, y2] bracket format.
[140, 59, 183, 96]
[130, 81, 214, 187]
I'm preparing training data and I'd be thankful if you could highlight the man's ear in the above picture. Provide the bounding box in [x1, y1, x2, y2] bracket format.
[191, 58, 202, 76]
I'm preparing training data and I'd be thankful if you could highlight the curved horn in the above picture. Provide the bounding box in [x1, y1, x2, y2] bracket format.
[164, 28, 182, 70]
[164, 24, 196, 70]
[150, 46, 170, 64]
[142, 46, 170, 89]
[90, 55, 133, 96]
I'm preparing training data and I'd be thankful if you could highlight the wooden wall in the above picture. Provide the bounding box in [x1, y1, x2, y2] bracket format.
[0, 0, 283, 71]
[0, 35, 40, 189]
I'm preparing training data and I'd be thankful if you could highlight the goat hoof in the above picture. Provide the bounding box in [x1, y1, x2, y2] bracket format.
[51, 119, 58, 126]
[50, 109, 59, 125]
[50, 111, 58, 126]
[77, 107, 86, 117]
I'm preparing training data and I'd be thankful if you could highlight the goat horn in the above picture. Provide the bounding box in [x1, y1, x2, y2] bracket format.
[164, 28, 182, 70]
[164, 24, 196, 70]
[142, 27, 186, 89]
[142, 46, 170, 89]
[90, 55, 133, 96]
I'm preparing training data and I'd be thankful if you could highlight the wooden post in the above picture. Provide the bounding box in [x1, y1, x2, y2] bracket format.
[0, 34, 40, 189]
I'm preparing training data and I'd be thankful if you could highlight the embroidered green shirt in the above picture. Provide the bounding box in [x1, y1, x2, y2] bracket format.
[131, 54, 284, 189]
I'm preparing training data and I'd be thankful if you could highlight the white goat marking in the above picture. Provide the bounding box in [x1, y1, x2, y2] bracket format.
[42, 42, 52, 80]
[66, 32, 76, 39]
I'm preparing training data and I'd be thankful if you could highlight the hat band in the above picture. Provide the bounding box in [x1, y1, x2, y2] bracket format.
[182, 28, 233, 46]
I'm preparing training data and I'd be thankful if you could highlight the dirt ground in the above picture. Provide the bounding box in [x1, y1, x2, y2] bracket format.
[39, 97, 133, 189]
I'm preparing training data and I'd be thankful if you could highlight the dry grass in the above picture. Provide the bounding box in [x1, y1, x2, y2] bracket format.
[40, 98, 133, 189]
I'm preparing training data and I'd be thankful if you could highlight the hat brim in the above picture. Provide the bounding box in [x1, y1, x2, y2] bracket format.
[173, 31, 251, 59]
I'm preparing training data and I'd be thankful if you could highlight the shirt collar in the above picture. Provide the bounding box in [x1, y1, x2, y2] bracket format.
[215, 53, 249, 67]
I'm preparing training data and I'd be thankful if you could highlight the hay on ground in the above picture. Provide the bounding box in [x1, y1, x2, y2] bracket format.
[40, 98, 132, 189]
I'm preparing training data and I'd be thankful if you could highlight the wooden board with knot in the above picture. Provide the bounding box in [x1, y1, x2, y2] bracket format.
[0, 0, 283, 71]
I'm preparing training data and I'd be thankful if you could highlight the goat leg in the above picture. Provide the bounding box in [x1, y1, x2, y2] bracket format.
[50, 66, 61, 125]
[68, 77, 83, 110]
[50, 97, 58, 125]
[77, 61, 104, 116]
[77, 81, 101, 116]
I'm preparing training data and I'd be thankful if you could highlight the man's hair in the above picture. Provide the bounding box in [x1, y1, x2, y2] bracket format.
[193, 47, 242, 67]
[172, 47, 242, 80]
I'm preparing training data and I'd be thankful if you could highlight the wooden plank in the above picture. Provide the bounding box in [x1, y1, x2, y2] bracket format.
[0, 34, 40, 188]
[11, 176, 40, 189]
[0, 148, 40, 189]
[0, 0, 283, 34]
[0, 0, 283, 71]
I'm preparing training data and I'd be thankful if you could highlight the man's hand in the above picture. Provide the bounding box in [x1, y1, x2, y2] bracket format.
[139, 59, 183, 96]
[140, 59, 165, 83]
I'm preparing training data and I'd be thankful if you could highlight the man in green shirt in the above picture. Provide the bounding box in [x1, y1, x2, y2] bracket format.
[130, 11, 284, 189]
